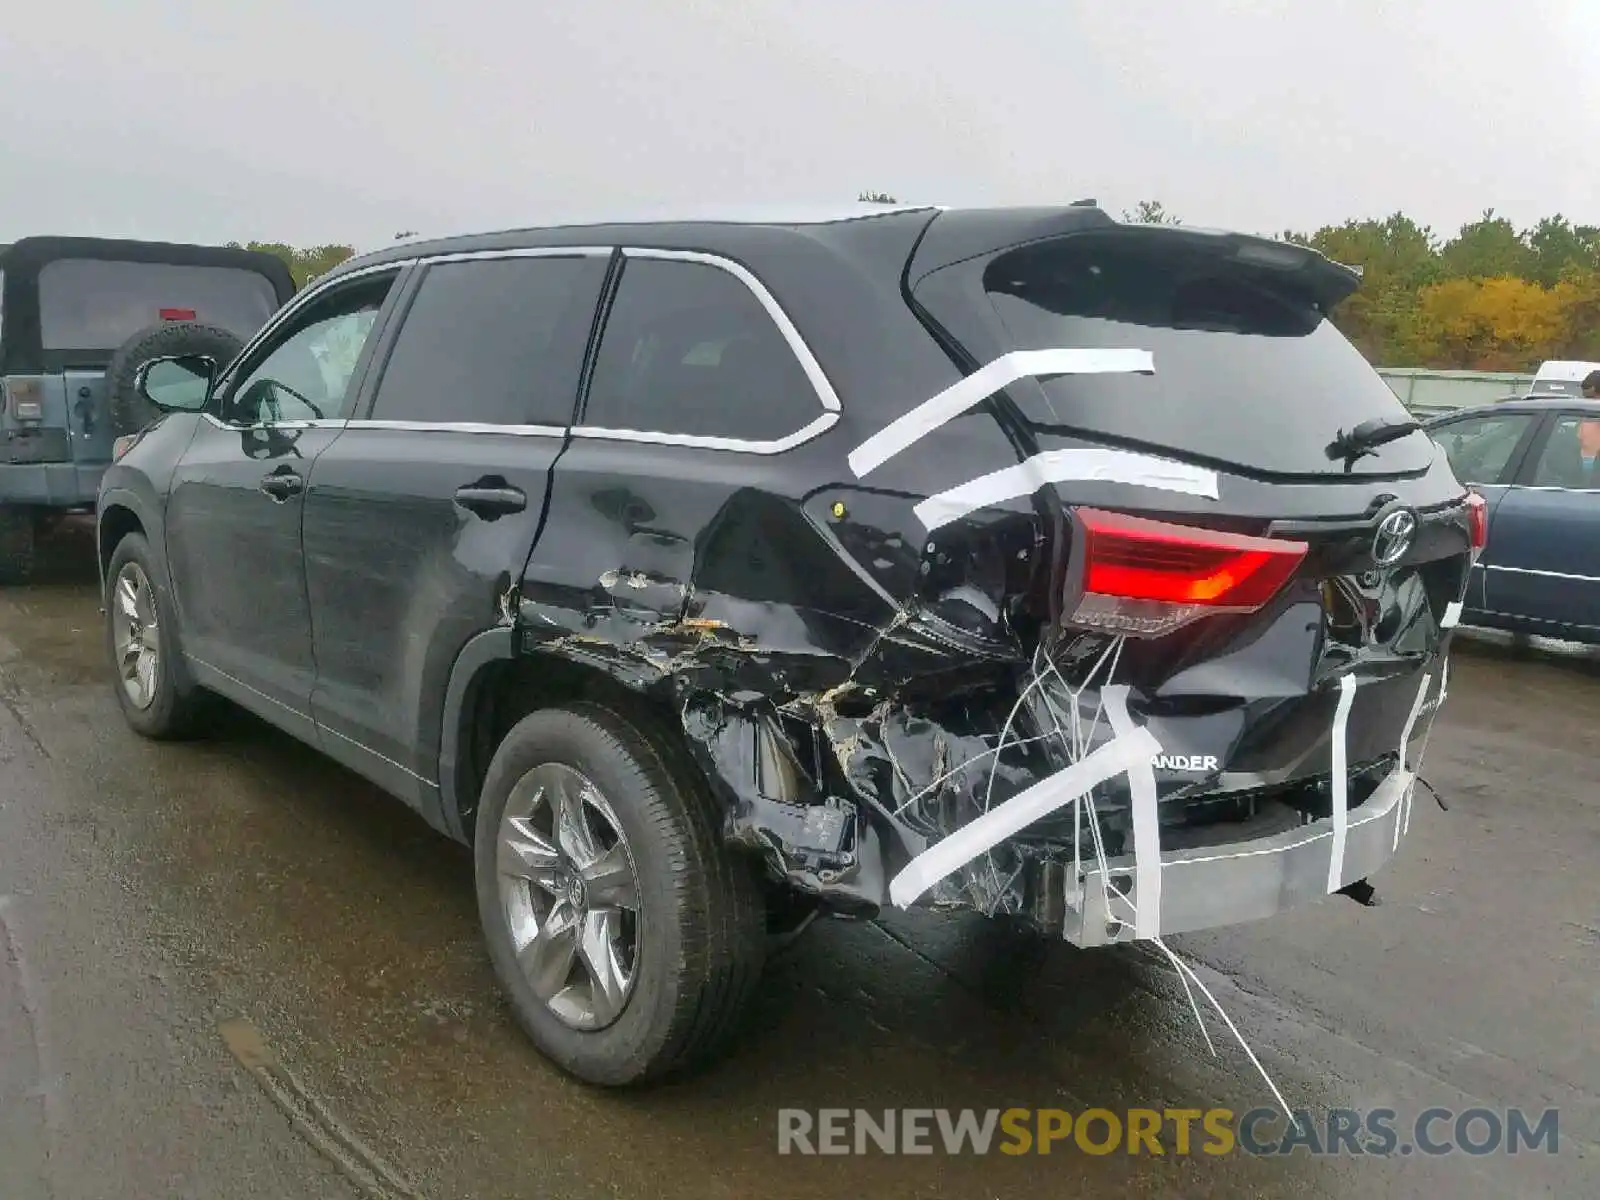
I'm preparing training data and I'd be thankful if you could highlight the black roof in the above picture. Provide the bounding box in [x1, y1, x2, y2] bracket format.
[324, 203, 1362, 309]
[0, 236, 294, 295]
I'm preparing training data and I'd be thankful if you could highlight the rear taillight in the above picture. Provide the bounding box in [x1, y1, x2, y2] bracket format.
[4, 377, 44, 422]
[1066, 508, 1308, 637]
[112, 433, 142, 461]
[1465, 490, 1488, 557]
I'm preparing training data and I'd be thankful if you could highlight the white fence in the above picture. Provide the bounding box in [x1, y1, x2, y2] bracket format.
[1376, 367, 1534, 416]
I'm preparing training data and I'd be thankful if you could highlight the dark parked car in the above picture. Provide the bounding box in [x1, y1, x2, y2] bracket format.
[97, 204, 1480, 1086]
[1424, 397, 1600, 642]
[1, 237, 295, 582]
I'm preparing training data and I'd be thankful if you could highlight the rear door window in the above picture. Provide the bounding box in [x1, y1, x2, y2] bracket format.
[582, 256, 822, 443]
[1429, 412, 1538, 485]
[368, 255, 607, 427]
[963, 232, 1434, 476]
[38, 258, 280, 352]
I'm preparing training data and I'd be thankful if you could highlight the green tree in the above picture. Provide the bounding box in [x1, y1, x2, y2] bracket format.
[1526, 215, 1600, 287]
[1284, 214, 1441, 362]
[858, 190, 900, 204]
[228, 241, 356, 287]
[1439, 209, 1532, 280]
[1124, 199, 1179, 225]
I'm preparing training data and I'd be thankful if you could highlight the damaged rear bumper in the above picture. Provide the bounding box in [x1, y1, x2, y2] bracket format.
[1067, 763, 1417, 947]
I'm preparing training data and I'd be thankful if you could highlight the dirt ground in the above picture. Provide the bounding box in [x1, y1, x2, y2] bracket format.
[1, 520, 1594, 1198]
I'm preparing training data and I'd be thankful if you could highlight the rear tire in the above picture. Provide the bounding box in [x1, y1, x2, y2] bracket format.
[0, 507, 37, 586]
[103, 532, 208, 738]
[104, 321, 245, 436]
[474, 703, 766, 1086]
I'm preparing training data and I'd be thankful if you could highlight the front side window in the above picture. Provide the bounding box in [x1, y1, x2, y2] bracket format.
[582, 257, 821, 442]
[222, 275, 393, 425]
[1527, 415, 1600, 489]
[1429, 413, 1535, 485]
[369, 255, 606, 426]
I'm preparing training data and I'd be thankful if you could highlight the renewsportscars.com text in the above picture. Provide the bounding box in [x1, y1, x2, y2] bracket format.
[777, 1107, 1561, 1157]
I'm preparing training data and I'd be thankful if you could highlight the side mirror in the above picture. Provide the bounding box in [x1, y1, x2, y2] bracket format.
[135, 355, 215, 412]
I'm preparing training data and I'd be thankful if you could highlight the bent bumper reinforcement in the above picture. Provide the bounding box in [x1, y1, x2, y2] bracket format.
[1071, 763, 1415, 947]
[886, 665, 1444, 945]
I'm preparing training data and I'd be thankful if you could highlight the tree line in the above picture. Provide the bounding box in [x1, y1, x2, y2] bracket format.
[240, 201, 1600, 373]
[1133, 202, 1600, 372]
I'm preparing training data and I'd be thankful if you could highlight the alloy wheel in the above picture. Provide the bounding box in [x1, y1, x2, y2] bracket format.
[495, 763, 642, 1030]
[111, 562, 161, 710]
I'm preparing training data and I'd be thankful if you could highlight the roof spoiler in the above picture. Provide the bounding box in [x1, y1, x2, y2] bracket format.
[908, 208, 1363, 312]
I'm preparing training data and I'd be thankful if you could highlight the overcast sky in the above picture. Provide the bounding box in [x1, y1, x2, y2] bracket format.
[3, 0, 1596, 252]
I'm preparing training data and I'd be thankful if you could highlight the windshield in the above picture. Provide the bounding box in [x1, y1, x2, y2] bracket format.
[978, 234, 1434, 476]
[38, 258, 280, 353]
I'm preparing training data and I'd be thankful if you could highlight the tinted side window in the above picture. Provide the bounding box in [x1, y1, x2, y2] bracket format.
[223, 274, 394, 425]
[583, 257, 820, 441]
[370, 256, 607, 426]
[1429, 413, 1535, 484]
[1527, 415, 1600, 489]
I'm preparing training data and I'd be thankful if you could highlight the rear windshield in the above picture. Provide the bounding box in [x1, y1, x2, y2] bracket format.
[977, 234, 1433, 476]
[38, 258, 280, 353]
[1530, 378, 1583, 397]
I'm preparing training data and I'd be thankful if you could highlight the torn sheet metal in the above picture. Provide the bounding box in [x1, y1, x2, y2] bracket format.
[913, 447, 1220, 531]
[848, 347, 1155, 478]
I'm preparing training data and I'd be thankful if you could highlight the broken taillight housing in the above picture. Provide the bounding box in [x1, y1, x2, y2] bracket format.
[1465, 489, 1488, 558]
[1065, 508, 1308, 637]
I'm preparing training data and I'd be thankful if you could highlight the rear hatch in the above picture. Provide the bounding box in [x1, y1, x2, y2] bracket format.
[903, 219, 1476, 824]
[3, 247, 289, 471]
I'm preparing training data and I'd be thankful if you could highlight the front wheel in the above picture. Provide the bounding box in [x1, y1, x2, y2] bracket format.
[474, 704, 766, 1086]
[103, 532, 208, 738]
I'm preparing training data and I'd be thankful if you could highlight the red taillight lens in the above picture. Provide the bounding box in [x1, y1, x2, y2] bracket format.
[1465, 490, 1488, 554]
[1067, 508, 1308, 637]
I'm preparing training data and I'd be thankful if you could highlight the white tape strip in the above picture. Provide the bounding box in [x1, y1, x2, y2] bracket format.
[913, 448, 1220, 531]
[1404, 659, 1447, 838]
[1394, 671, 1433, 851]
[848, 347, 1155, 478]
[1101, 685, 1162, 939]
[1326, 674, 1358, 893]
[888, 724, 1161, 909]
[1441, 600, 1463, 629]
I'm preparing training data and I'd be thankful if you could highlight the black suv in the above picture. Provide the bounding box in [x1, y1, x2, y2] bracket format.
[98, 204, 1479, 1086]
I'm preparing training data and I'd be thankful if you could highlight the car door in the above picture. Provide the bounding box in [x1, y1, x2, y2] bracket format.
[1426, 409, 1542, 614]
[1481, 411, 1600, 635]
[300, 250, 610, 807]
[164, 268, 404, 733]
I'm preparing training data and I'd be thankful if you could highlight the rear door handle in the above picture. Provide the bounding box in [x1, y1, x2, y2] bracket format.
[259, 472, 304, 502]
[454, 482, 527, 519]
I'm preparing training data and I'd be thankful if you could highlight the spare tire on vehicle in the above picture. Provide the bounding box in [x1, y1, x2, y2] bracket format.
[104, 321, 246, 436]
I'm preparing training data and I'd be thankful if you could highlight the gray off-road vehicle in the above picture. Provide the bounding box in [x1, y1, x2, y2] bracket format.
[0, 237, 295, 582]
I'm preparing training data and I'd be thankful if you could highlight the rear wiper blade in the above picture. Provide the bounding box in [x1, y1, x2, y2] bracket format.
[1325, 417, 1421, 464]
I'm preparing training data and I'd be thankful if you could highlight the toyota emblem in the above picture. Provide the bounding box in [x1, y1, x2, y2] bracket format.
[1372, 508, 1417, 568]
